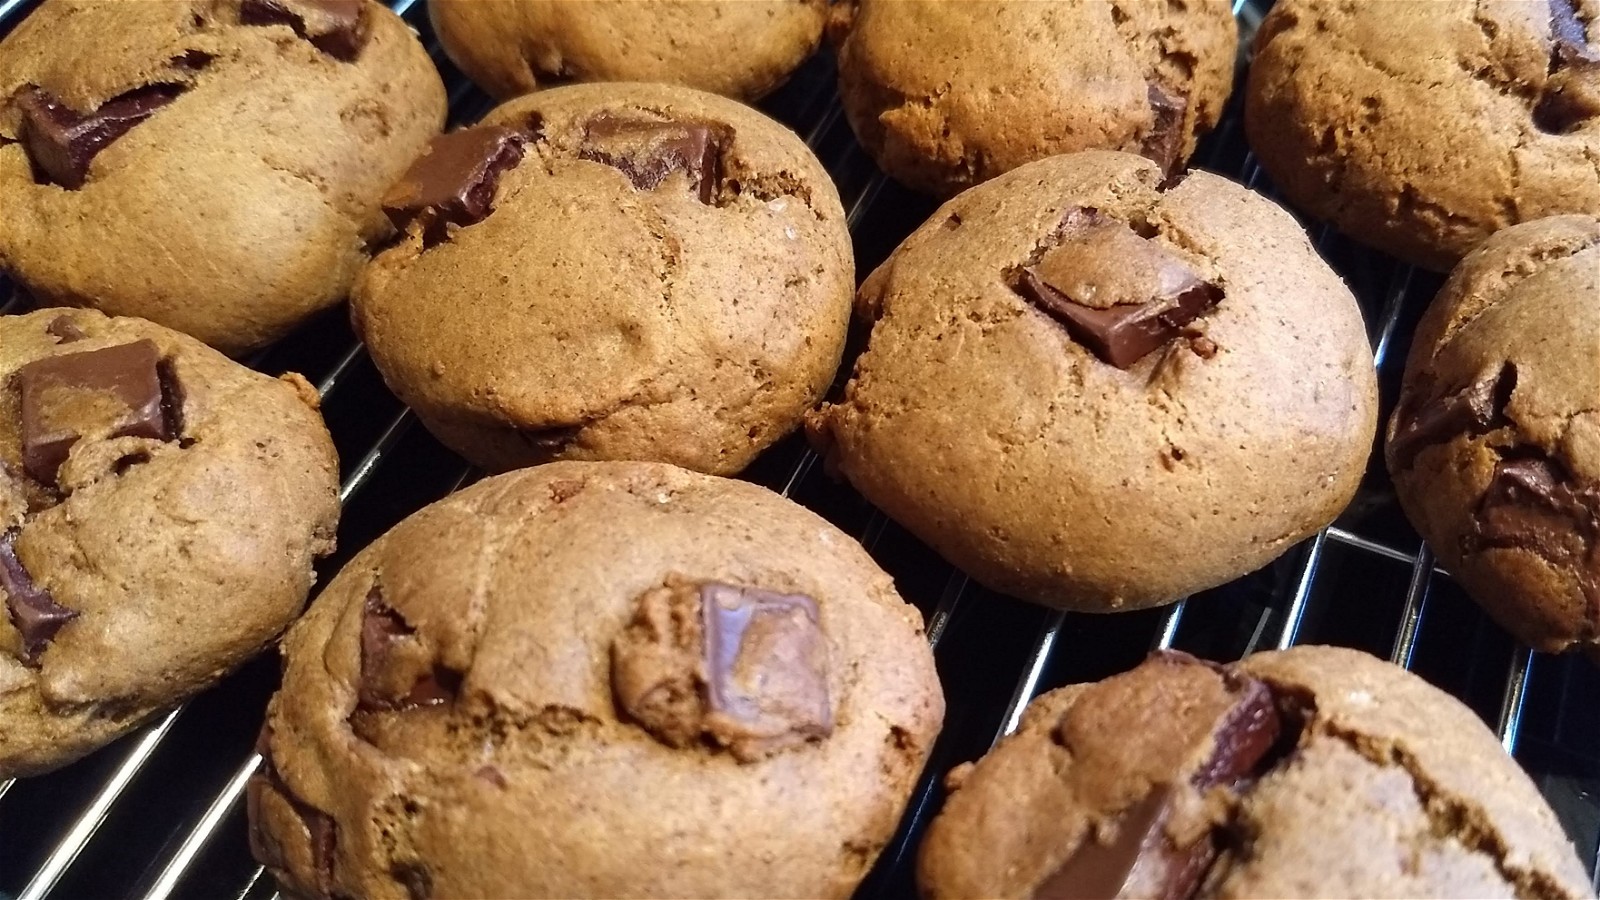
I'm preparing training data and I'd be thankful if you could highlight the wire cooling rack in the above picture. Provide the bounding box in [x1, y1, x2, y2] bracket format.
[1, 0, 1597, 897]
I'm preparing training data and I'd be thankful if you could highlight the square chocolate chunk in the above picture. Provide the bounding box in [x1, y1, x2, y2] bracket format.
[16, 340, 172, 485]
[700, 582, 832, 751]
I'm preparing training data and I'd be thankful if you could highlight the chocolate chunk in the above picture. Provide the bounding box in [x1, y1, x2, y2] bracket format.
[1191, 674, 1282, 789]
[1016, 218, 1222, 369]
[0, 529, 77, 664]
[1141, 82, 1189, 175]
[701, 582, 833, 751]
[1474, 457, 1599, 574]
[393, 862, 433, 900]
[45, 315, 86, 343]
[611, 578, 833, 761]
[358, 588, 460, 711]
[579, 115, 725, 204]
[1549, 0, 1598, 64]
[381, 126, 527, 246]
[1389, 365, 1514, 470]
[16, 339, 175, 486]
[241, 0, 369, 61]
[1033, 787, 1199, 900]
[15, 84, 184, 189]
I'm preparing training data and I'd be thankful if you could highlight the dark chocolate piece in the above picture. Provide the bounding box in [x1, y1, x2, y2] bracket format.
[1474, 457, 1599, 576]
[358, 588, 460, 711]
[1389, 365, 1514, 470]
[45, 315, 86, 343]
[1535, 0, 1600, 132]
[1032, 787, 1185, 900]
[17, 339, 174, 486]
[15, 84, 184, 189]
[1141, 82, 1188, 175]
[241, 0, 369, 61]
[579, 115, 725, 204]
[0, 529, 78, 664]
[381, 126, 527, 246]
[1016, 219, 1222, 369]
[700, 582, 833, 747]
[1549, 0, 1598, 64]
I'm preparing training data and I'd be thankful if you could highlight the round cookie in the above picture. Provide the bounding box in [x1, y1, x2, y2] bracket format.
[1387, 215, 1600, 656]
[0, 0, 446, 355]
[430, 0, 829, 102]
[832, 0, 1238, 197]
[918, 647, 1592, 899]
[249, 461, 943, 899]
[0, 308, 339, 778]
[808, 151, 1377, 612]
[353, 82, 853, 476]
[1245, 0, 1600, 272]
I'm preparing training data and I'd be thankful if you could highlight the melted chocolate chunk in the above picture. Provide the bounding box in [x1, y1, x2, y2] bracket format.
[701, 582, 833, 750]
[1550, 0, 1598, 64]
[1472, 457, 1600, 592]
[579, 115, 725, 204]
[381, 126, 527, 246]
[1016, 217, 1223, 369]
[0, 529, 77, 664]
[45, 315, 86, 343]
[241, 0, 370, 61]
[1034, 788, 1178, 900]
[358, 588, 460, 711]
[1535, 0, 1600, 132]
[1389, 364, 1514, 470]
[1141, 82, 1189, 175]
[16, 339, 176, 486]
[15, 84, 185, 189]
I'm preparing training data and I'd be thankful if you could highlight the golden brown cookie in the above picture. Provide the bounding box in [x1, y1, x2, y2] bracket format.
[809, 151, 1378, 612]
[1387, 215, 1600, 657]
[0, 308, 339, 778]
[430, 0, 829, 101]
[249, 461, 943, 899]
[919, 647, 1593, 899]
[353, 82, 853, 476]
[0, 0, 447, 355]
[833, 0, 1238, 197]
[1246, 0, 1600, 272]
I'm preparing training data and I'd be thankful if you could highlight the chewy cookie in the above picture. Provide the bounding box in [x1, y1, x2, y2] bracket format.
[919, 647, 1592, 899]
[354, 82, 853, 475]
[0, 308, 339, 778]
[1246, 0, 1600, 272]
[1388, 215, 1600, 657]
[430, 0, 829, 102]
[809, 151, 1377, 612]
[832, 0, 1238, 197]
[249, 461, 943, 899]
[0, 0, 446, 355]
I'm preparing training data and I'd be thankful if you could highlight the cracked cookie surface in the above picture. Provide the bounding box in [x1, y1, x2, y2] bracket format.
[0, 0, 446, 355]
[808, 151, 1377, 612]
[429, 0, 828, 102]
[832, 0, 1238, 197]
[1388, 214, 1600, 657]
[1246, 0, 1600, 272]
[0, 308, 339, 778]
[353, 82, 854, 476]
[251, 461, 943, 899]
[918, 646, 1593, 899]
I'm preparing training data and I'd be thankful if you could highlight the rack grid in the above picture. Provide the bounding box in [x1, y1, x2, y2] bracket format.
[1, 0, 1598, 898]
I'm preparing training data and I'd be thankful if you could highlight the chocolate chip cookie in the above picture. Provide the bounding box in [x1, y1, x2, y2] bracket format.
[250, 461, 942, 899]
[0, 0, 446, 355]
[353, 82, 853, 475]
[832, 0, 1238, 197]
[808, 151, 1378, 612]
[430, 0, 829, 101]
[1246, 0, 1600, 272]
[0, 308, 339, 778]
[919, 647, 1593, 899]
[1388, 215, 1600, 657]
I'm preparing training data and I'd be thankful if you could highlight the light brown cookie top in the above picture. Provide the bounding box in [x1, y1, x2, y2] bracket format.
[833, 0, 1238, 197]
[1245, 0, 1600, 272]
[1387, 215, 1600, 656]
[0, 308, 339, 778]
[918, 646, 1593, 900]
[430, 0, 829, 101]
[809, 151, 1377, 612]
[251, 461, 943, 899]
[353, 81, 853, 476]
[0, 0, 446, 355]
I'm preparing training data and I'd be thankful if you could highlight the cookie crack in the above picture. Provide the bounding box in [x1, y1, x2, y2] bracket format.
[1432, 233, 1600, 354]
